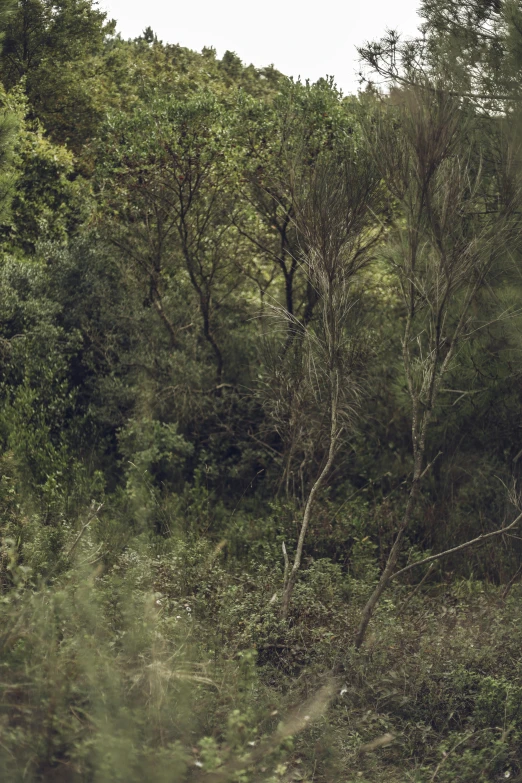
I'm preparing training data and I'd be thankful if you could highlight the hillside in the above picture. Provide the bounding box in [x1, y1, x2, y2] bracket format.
[2, 1, 522, 781]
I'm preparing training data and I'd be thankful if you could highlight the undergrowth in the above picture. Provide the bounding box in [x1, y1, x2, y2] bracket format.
[2, 499, 522, 783]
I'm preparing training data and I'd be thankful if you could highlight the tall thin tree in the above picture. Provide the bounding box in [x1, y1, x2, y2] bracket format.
[273, 148, 382, 618]
[354, 84, 522, 648]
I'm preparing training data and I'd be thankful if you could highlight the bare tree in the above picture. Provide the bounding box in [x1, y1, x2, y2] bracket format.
[271, 149, 382, 618]
[354, 84, 522, 648]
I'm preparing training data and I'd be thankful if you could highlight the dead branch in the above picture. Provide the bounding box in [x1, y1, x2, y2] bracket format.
[66, 503, 104, 560]
[391, 511, 522, 581]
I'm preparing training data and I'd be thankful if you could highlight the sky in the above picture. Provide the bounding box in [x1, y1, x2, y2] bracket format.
[99, 0, 422, 94]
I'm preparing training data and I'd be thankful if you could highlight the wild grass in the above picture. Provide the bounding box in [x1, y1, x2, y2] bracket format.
[2, 503, 522, 782]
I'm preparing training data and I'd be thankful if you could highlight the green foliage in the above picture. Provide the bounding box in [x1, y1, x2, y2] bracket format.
[7, 111, 88, 252]
[119, 418, 193, 492]
[0, 82, 20, 223]
[1, 2, 522, 782]
[0, 0, 117, 148]
[0, 530, 333, 783]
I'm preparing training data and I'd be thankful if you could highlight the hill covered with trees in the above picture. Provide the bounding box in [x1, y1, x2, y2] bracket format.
[2, 1, 522, 781]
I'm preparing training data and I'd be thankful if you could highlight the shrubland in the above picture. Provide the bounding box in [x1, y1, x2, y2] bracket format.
[2, 1, 522, 781]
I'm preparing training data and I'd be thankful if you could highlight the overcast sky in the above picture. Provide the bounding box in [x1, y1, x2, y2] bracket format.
[99, 0, 422, 94]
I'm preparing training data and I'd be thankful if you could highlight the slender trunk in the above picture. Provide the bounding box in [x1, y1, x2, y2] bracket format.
[152, 292, 179, 349]
[179, 226, 224, 387]
[303, 278, 319, 326]
[354, 478, 420, 648]
[281, 379, 338, 619]
[354, 316, 428, 648]
[284, 268, 294, 317]
[200, 295, 223, 387]
[354, 320, 460, 647]
[280, 210, 295, 317]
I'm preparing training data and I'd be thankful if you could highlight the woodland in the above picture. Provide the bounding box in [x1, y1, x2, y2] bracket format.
[2, 0, 522, 781]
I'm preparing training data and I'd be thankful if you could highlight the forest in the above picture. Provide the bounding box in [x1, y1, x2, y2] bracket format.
[2, 0, 522, 780]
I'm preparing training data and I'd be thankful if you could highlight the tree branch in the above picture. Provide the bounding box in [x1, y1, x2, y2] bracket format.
[391, 511, 522, 581]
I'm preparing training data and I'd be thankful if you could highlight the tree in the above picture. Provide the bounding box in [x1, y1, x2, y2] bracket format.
[268, 144, 382, 618]
[233, 79, 358, 323]
[97, 93, 246, 390]
[358, 0, 522, 113]
[354, 83, 522, 648]
[0, 86, 17, 226]
[0, 0, 116, 148]
[0, 87, 88, 254]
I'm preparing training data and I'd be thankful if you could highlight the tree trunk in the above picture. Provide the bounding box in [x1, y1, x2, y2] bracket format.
[354, 476, 420, 649]
[281, 386, 338, 619]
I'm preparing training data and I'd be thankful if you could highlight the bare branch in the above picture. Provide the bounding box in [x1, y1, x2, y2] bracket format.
[391, 511, 522, 581]
[66, 503, 104, 560]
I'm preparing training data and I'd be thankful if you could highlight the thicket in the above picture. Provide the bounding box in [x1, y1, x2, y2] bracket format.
[2, 1, 522, 781]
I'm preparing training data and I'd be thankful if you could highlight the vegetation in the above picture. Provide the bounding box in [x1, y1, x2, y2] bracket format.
[2, 1, 522, 781]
